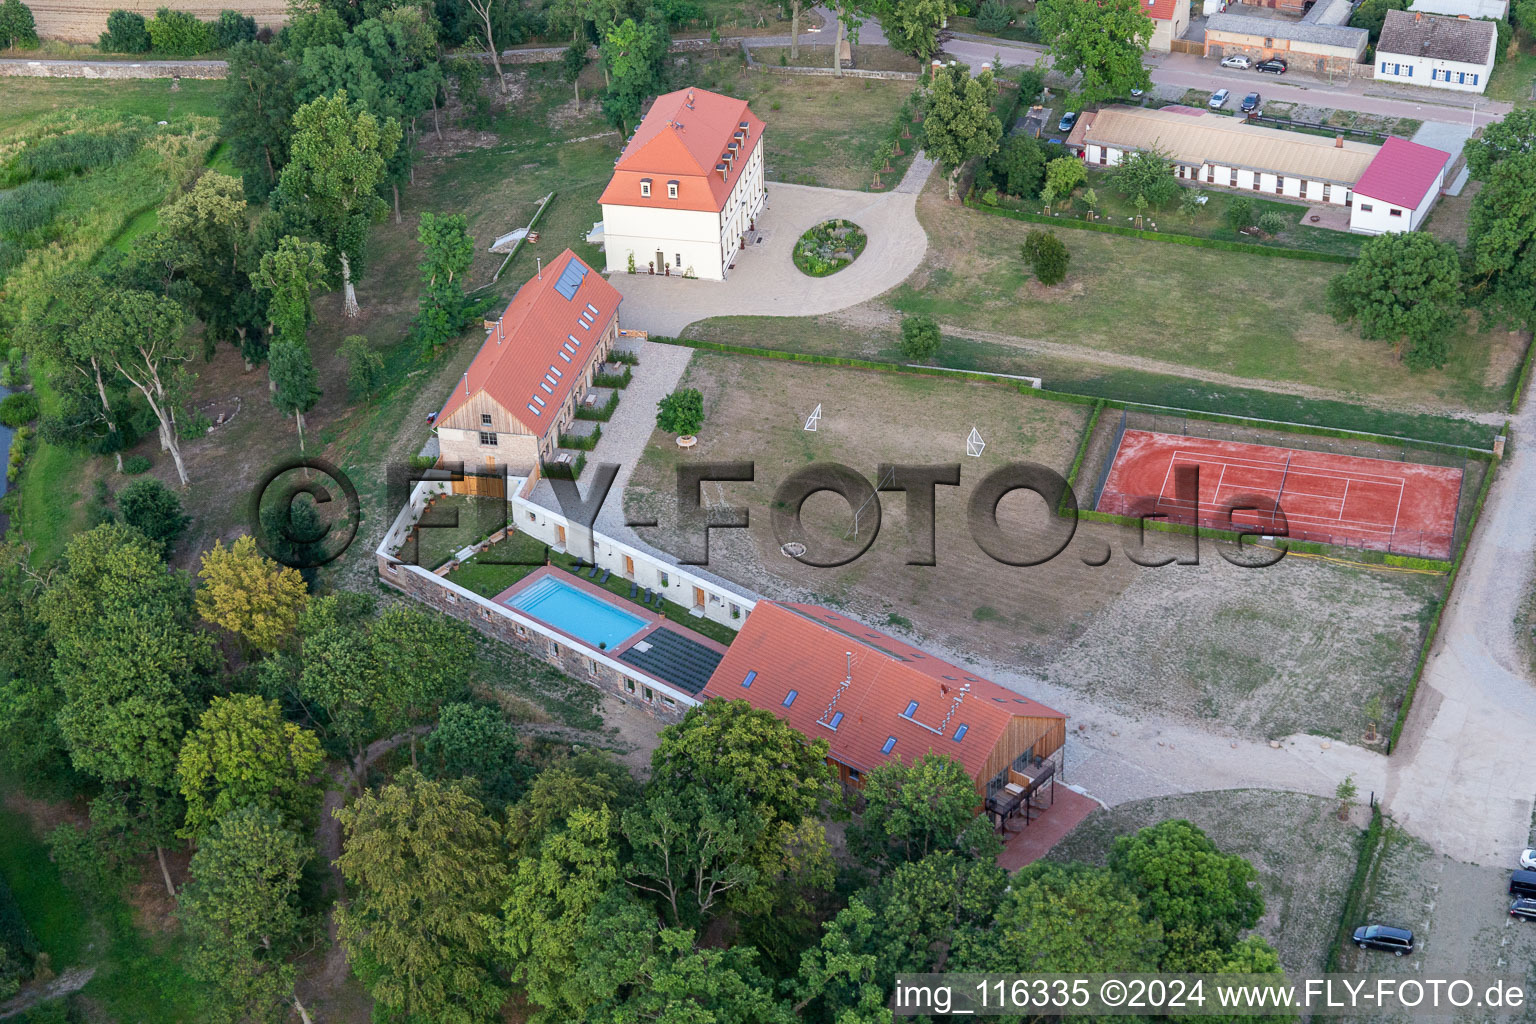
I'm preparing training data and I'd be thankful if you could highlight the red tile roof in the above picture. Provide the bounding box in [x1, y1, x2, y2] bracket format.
[436, 250, 621, 434]
[1351, 136, 1450, 209]
[701, 602, 1065, 781]
[598, 87, 766, 214]
[1143, 0, 1180, 20]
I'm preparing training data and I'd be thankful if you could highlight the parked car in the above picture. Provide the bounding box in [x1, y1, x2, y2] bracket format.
[1220, 55, 1253, 69]
[1129, 87, 1145, 98]
[1209, 89, 1230, 109]
[1511, 898, 1536, 921]
[1511, 869, 1536, 897]
[1241, 92, 1261, 112]
[1352, 925, 1414, 956]
[1519, 849, 1536, 870]
[1058, 110, 1078, 133]
[1257, 58, 1288, 74]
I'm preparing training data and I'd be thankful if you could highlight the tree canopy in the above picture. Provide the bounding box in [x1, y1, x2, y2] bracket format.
[847, 753, 998, 868]
[1036, 0, 1153, 108]
[922, 62, 1002, 198]
[196, 535, 310, 652]
[177, 693, 324, 838]
[1326, 229, 1464, 369]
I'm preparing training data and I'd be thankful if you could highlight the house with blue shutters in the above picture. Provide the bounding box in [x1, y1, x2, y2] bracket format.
[1374, 9, 1496, 94]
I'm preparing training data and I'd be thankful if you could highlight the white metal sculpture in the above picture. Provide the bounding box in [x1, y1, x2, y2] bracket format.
[966, 427, 986, 457]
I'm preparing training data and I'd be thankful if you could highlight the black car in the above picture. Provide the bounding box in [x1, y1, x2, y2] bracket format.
[1353, 924, 1414, 956]
[1257, 59, 1288, 74]
[1241, 92, 1261, 112]
[1512, 898, 1536, 921]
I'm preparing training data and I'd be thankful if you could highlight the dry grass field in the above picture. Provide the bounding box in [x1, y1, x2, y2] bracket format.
[28, 0, 285, 42]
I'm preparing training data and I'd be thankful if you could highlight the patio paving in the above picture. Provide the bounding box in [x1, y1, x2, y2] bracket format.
[995, 786, 1102, 871]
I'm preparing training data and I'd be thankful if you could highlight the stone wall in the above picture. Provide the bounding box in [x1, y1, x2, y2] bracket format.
[0, 58, 226, 78]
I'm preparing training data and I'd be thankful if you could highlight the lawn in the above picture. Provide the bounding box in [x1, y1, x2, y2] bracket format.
[0, 78, 223, 136]
[891, 180, 1528, 416]
[1047, 790, 1363, 974]
[748, 43, 923, 72]
[1487, 47, 1536, 106]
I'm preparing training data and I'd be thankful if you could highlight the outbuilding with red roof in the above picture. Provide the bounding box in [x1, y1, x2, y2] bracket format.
[1144, 0, 1190, 53]
[1348, 135, 1451, 235]
[598, 86, 766, 281]
[434, 249, 622, 476]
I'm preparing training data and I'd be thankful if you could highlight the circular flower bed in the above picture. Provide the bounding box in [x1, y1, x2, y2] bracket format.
[793, 219, 868, 277]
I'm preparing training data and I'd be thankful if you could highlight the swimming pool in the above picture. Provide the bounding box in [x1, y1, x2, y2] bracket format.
[506, 574, 647, 650]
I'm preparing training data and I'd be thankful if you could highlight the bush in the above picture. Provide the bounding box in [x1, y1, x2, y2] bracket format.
[0, 181, 63, 239]
[99, 8, 150, 51]
[341, 334, 385, 400]
[975, 0, 1013, 31]
[0, 391, 38, 427]
[215, 7, 255, 46]
[116, 477, 191, 546]
[1257, 210, 1289, 236]
[656, 388, 704, 436]
[899, 314, 942, 362]
[1225, 196, 1255, 231]
[0, 0, 37, 50]
[1021, 229, 1070, 285]
[146, 7, 216, 54]
[122, 454, 152, 474]
[1111, 148, 1179, 209]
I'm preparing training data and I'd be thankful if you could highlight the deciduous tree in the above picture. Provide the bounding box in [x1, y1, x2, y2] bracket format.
[622, 783, 762, 926]
[848, 754, 998, 869]
[922, 62, 1002, 199]
[423, 701, 531, 812]
[899, 314, 942, 362]
[1111, 146, 1179, 208]
[414, 211, 483, 353]
[1035, 0, 1153, 108]
[601, 14, 670, 135]
[1466, 151, 1536, 327]
[1326, 229, 1463, 369]
[177, 694, 324, 838]
[0, 0, 38, 49]
[196, 535, 310, 652]
[116, 477, 191, 548]
[881, 0, 958, 59]
[1022, 229, 1070, 285]
[220, 41, 300, 200]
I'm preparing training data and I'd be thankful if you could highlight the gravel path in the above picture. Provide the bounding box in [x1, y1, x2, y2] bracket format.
[1384, 396, 1536, 865]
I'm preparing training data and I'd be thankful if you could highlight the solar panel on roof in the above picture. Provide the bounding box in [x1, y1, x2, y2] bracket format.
[553, 258, 588, 301]
[618, 627, 724, 695]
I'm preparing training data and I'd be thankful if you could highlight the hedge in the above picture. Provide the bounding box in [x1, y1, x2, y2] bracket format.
[1059, 398, 1104, 514]
[540, 451, 586, 479]
[963, 198, 1358, 264]
[573, 391, 619, 421]
[1509, 335, 1536, 415]
[1325, 806, 1384, 973]
[558, 424, 602, 450]
[1387, 445, 1502, 750]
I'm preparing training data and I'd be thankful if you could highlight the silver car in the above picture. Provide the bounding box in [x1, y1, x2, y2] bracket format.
[1220, 55, 1253, 69]
[1209, 89, 1231, 109]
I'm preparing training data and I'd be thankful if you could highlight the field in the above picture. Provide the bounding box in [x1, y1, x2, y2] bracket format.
[25, 0, 285, 42]
[622, 352, 1445, 741]
[1046, 790, 1363, 974]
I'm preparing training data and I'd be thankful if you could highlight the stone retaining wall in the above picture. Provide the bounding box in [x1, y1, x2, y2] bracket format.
[0, 58, 227, 78]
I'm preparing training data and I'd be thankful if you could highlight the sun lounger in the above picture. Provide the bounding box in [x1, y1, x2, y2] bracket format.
[628, 582, 638, 598]
[587, 565, 600, 579]
[599, 569, 611, 583]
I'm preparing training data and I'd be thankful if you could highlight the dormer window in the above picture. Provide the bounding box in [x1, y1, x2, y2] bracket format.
[640, 178, 652, 197]
[667, 180, 678, 199]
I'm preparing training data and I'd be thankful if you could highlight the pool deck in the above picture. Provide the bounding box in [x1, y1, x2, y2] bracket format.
[493, 565, 729, 662]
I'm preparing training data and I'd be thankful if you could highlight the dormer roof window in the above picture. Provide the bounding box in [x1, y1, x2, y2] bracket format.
[667, 180, 679, 199]
[640, 178, 652, 197]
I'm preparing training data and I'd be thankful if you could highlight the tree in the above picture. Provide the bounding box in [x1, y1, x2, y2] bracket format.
[1336, 774, 1358, 820]
[1466, 151, 1536, 327]
[177, 694, 323, 839]
[423, 701, 531, 813]
[656, 387, 704, 436]
[100, 9, 151, 51]
[116, 477, 191, 547]
[922, 62, 1002, 200]
[975, 0, 1012, 32]
[1180, 186, 1206, 222]
[882, 0, 958, 59]
[157, 172, 264, 358]
[80, 290, 195, 486]
[1326, 230, 1463, 369]
[622, 783, 762, 926]
[601, 14, 670, 135]
[0, 545, 78, 798]
[1108, 819, 1262, 967]
[368, 603, 476, 761]
[336, 770, 510, 1022]
[215, 8, 256, 46]
[1226, 195, 1254, 231]
[1035, 0, 1153, 108]
[1044, 155, 1086, 201]
[256, 235, 329, 347]
[1022, 229, 1070, 285]
[414, 212, 482, 353]
[275, 90, 401, 317]
[463, 0, 509, 94]
[196, 535, 310, 653]
[146, 7, 215, 54]
[341, 333, 385, 399]
[1350, 0, 1409, 43]
[955, 861, 1165, 972]
[1111, 146, 1178, 208]
[984, 134, 1046, 198]
[848, 754, 997, 869]
[899, 314, 942, 362]
[588, 926, 797, 1024]
[0, 0, 37, 49]
[562, 41, 588, 106]
[219, 41, 300, 200]
[269, 336, 321, 448]
[1465, 109, 1536, 183]
[177, 807, 311, 1024]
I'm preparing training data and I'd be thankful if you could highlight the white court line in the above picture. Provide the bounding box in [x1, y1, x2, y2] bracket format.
[1167, 450, 1416, 488]
[1140, 431, 1467, 474]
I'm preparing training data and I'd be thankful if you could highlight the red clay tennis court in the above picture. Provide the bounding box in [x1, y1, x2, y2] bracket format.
[1095, 430, 1464, 559]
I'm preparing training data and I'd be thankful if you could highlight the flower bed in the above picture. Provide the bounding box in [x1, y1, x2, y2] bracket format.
[793, 219, 868, 277]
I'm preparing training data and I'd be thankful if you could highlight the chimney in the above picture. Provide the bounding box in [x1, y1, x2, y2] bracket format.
[1335, 134, 1343, 147]
[536, 256, 542, 279]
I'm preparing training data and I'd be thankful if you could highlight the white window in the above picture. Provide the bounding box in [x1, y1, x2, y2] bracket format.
[479, 431, 497, 446]
[640, 178, 652, 197]
[446, 592, 458, 603]
[659, 571, 669, 587]
[549, 640, 559, 656]
[667, 180, 678, 199]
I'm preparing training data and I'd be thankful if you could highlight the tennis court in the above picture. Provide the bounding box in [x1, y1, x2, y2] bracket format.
[1095, 429, 1464, 559]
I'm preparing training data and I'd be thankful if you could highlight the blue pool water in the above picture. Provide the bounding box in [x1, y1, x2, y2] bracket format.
[507, 575, 647, 650]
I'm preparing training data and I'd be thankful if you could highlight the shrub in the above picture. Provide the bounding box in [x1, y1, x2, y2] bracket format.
[17, 132, 138, 180]
[899, 314, 942, 362]
[975, 0, 1013, 31]
[146, 7, 216, 54]
[341, 334, 385, 400]
[0, 391, 38, 427]
[1257, 210, 1289, 236]
[214, 8, 255, 46]
[0, 180, 63, 239]
[656, 387, 704, 436]
[1111, 148, 1179, 209]
[1225, 196, 1255, 231]
[99, 8, 150, 51]
[116, 477, 191, 546]
[0, 0, 37, 49]
[1021, 229, 1070, 285]
[122, 454, 152, 474]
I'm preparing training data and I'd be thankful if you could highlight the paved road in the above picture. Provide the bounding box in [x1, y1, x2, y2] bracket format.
[941, 35, 1512, 128]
